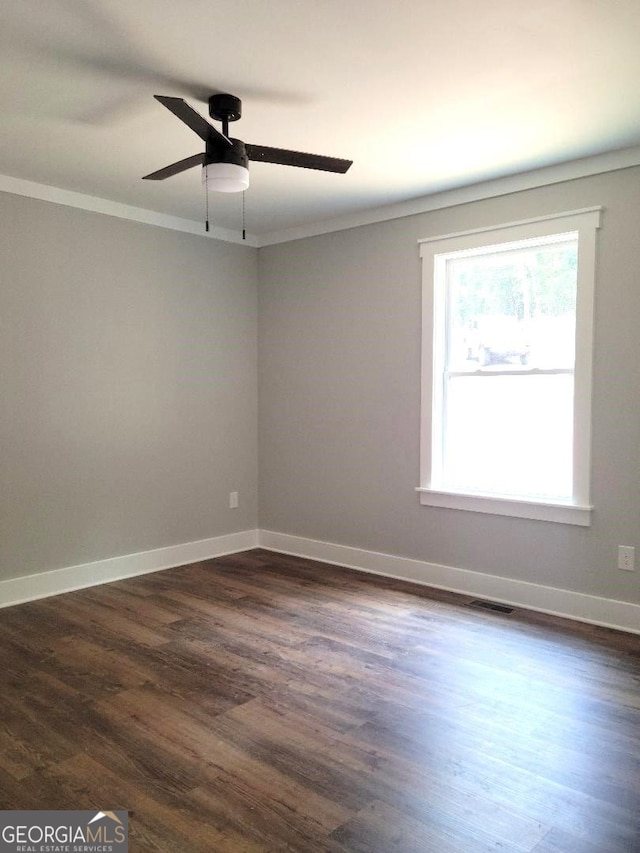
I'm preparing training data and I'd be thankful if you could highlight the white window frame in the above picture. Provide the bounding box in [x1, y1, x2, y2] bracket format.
[417, 207, 601, 526]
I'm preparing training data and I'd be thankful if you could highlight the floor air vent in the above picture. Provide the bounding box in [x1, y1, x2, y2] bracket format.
[467, 599, 514, 614]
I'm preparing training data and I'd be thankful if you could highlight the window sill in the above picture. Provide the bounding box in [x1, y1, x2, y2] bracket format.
[416, 487, 593, 526]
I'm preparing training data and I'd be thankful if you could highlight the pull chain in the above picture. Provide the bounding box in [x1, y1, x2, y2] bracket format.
[205, 164, 210, 233]
[242, 191, 246, 241]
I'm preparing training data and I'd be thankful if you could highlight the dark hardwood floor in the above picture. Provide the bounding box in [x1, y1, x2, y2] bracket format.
[0, 549, 639, 852]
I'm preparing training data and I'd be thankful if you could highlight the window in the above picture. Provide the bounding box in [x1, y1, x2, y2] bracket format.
[418, 208, 600, 525]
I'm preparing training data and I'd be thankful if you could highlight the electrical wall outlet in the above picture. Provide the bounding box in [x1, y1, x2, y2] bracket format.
[229, 491, 239, 509]
[617, 545, 635, 571]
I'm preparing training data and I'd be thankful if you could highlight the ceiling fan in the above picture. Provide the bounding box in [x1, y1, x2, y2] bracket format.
[143, 94, 353, 193]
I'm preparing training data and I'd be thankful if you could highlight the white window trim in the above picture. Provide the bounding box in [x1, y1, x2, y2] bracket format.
[417, 207, 601, 526]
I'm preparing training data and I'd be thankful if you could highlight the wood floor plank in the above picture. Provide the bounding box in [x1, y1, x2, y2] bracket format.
[0, 548, 638, 851]
[41, 592, 172, 648]
[46, 752, 248, 853]
[327, 799, 489, 853]
[225, 695, 550, 850]
[530, 826, 634, 853]
[351, 717, 640, 847]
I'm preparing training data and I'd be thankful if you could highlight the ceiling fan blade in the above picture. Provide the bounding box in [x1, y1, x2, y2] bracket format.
[245, 144, 352, 173]
[154, 95, 231, 147]
[142, 153, 204, 180]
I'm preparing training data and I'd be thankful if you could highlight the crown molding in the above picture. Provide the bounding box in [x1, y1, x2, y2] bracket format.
[2, 144, 640, 250]
[255, 144, 640, 246]
[0, 174, 261, 247]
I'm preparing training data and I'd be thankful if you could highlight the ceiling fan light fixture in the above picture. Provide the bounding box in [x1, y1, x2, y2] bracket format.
[202, 162, 250, 193]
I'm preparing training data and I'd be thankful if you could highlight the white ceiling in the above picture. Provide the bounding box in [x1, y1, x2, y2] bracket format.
[2, 0, 640, 240]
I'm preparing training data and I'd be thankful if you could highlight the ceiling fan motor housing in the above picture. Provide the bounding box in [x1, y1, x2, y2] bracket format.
[208, 93, 242, 123]
[205, 138, 248, 168]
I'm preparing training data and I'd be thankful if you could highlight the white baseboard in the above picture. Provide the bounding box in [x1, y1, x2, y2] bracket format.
[3, 528, 638, 636]
[0, 529, 259, 609]
[258, 530, 640, 636]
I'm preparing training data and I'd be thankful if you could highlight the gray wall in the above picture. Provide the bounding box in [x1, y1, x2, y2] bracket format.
[1, 192, 258, 581]
[258, 167, 640, 605]
[4, 167, 640, 605]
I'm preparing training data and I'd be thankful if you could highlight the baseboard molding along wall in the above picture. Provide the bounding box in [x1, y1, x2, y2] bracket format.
[258, 530, 640, 636]
[1, 527, 638, 636]
[0, 529, 259, 609]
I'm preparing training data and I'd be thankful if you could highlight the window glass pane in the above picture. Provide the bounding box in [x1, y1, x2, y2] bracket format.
[446, 238, 577, 372]
[443, 374, 574, 499]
